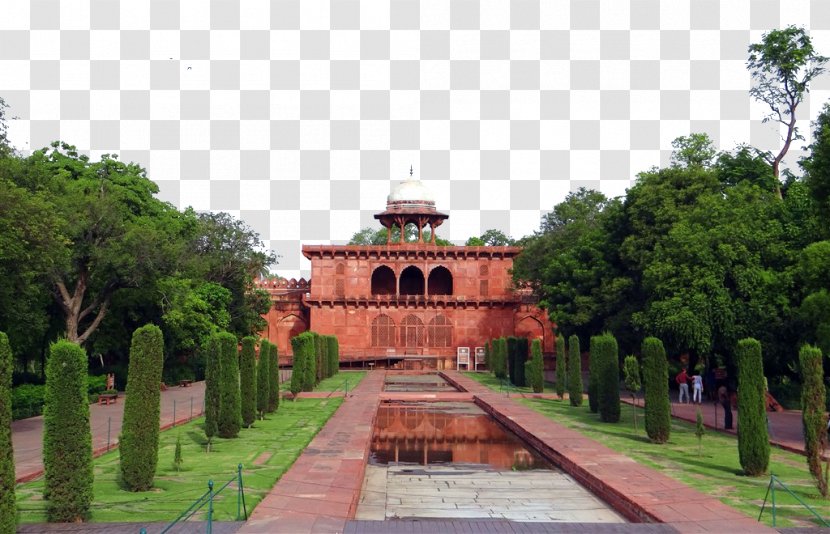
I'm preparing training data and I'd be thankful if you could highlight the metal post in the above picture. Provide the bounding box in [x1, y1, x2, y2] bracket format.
[237, 463, 247, 520]
[172, 399, 177, 427]
[344, 379, 348, 398]
[106, 417, 111, 451]
[207, 480, 214, 534]
[771, 475, 776, 526]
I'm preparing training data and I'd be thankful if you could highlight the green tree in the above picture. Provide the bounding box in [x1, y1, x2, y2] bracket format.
[623, 355, 641, 431]
[492, 338, 507, 380]
[326, 336, 339, 376]
[555, 334, 566, 399]
[642, 337, 670, 444]
[120, 324, 165, 491]
[803, 104, 830, 236]
[268, 342, 279, 411]
[256, 339, 270, 419]
[800, 344, 828, 496]
[465, 229, 515, 246]
[594, 333, 621, 423]
[173, 435, 183, 472]
[203, 333, 221, 447]
[525, 339, 544, 393]
[217, 332, 241, 439]
[348, 225, 453, 246]
[43, 340, 93, 522]
[736, 338, 770, 476]
[671, 133, 716, 168]
[567, 335, 583, 407]
[239, 336, 257, 428]
[0, 333, 15, 533]
[588, 337, 599, 414]
[290, 333, 313, 398]
[747, 25, 828, 196]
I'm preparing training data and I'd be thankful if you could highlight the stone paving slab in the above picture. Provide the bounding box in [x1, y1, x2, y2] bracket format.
[238, 371, 386, 534]
[442, 372, 775, 533]
[345, 520, 681, 533]
[17, 521, 243, 533]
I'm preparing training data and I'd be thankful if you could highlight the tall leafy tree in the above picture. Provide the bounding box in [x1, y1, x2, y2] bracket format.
[120, 324, 164, 491]
[43, 340, 93, 522]
[0, 333, 15, 533]
[746, 25, 828, 197]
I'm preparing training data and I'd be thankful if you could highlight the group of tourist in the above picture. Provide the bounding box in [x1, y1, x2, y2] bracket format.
[675, 367, 733, 430]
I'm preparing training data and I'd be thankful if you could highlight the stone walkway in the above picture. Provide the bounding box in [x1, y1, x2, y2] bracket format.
[13, 381, 206, 482]
[443, 371, 775, 533]
[239, 371, 385, 534]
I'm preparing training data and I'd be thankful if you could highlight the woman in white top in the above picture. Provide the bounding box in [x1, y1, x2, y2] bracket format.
[692, 373, 703, 404]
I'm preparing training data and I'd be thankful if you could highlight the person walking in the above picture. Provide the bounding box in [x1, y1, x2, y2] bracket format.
[676, 368, 690, 404]
[718, 384, 733, 429]
[692, 372, 703, 404]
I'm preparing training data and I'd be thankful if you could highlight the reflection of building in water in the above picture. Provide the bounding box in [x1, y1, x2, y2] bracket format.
[371, 404, 549, 470]
[257, 170, 554, 368]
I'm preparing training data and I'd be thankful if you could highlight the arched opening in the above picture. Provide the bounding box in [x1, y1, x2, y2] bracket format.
[515, 316, 544, 348]
[399, 266, 425, 295]
[427, 266, 453, 295]
[400, 314, 425, 347]
[335, 262, 345, 275]
[428, 315, 453, 347]
[371, 265, 396, 295]
[277, 314, 308, 362]
[371, 314, 396, 347]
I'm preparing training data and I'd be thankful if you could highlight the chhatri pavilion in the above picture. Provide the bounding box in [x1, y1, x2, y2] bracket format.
[256, 171, 554, 369]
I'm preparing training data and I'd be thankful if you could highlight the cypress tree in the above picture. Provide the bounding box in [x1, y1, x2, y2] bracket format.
[588, 336, 599, 413]
[642, 337, 670, 444]
[290, 334, 310, 398]
[0, 333, 15, 533]
[304, 333, 318, 391]
[567, 335, 583, 407]
[268, 342, 279, 412]
[327, 336, 339, 376]
[800, 345, 828, 496]
[623, 355, 641, 431]
[595, 333, 621, 423]
[507, 337, 519, 385]
[120, 324, 165, 491]
[555, 334, 566, 399]
[526, 338, 544, 393]
[498, 338, 508, 379]
[516, 337, 529, 387]
[239, 336, 257, 428]
[43, 340, 93, 522]
[484, 341, 491, 371]
[320, 335, 329, 379]
[737, 338, 769, 476]
[256, 339, 270, 419]
[217, 332, 241, 439]
[203, 334, 221, 445]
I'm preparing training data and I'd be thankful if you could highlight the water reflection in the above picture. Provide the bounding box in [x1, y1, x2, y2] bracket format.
[370, 402, 551, 470]
[383, 374, 458, 392]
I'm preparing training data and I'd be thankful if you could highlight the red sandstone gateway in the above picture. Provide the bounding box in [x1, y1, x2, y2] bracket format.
[257, 171, 554, 369]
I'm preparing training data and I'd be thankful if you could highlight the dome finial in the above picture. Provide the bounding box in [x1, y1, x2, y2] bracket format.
[409, 164, 413, 178]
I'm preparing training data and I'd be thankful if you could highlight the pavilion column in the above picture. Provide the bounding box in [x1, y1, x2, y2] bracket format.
[386, 225, 391, 244]
[417, 217, 424, 243]
[398, 218, 405, 243]
[430, 221, 436, 244]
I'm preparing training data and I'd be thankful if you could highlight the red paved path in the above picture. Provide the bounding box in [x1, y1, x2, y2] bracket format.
[239, 371, 384, 534]
[13, 381, 206, 482]
[444, 371, 774, 533]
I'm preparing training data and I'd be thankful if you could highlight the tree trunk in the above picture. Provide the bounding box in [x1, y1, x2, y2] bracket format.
[54, 272, 113, 346]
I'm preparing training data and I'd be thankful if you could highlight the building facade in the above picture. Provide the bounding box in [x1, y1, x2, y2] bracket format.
[257, 174, 554, 369]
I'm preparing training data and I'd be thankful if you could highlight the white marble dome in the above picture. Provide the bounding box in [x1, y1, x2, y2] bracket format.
[387, 176, 435, 205]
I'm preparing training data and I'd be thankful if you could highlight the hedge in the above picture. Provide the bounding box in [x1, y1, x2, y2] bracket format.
[642, 337, 670, 443]
[737, 338, 769, 476]
[591, 332, 620, 423]
[203, 334, 221, 443]
[800, 345, 828, 496]
[239, 337, 257, 428]
[0, 333, 15, 533]
[217, 332, 241, 439]
[43, 340, 93, 522]
[555, 334, 566, 399]
[120, 324, 165, 491]
[256, 339, 270, 419]
[526, 338, 544, 393]
[567, 335, 583, 407]
[269, 342, 280, 410]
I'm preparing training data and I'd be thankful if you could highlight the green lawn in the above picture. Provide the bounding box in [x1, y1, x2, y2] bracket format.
[313, 370, 366, 392]
[16, 397, 342, 524]
[464, 372, 830, 528]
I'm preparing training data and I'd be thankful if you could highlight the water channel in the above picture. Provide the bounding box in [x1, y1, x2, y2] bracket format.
[357, 373, 626, 523]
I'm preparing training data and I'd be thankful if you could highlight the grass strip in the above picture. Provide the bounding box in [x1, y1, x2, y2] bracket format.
[464, 372, 830, 528]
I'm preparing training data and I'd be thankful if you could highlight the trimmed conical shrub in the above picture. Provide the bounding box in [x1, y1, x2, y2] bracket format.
[203, 334, 221, 444]
[555, 334, 566, 399]
[120, 324, 165, 491]
[269, 342, 280, 409]
[240, 336, 257, 428]
[737, 338, 769, 476]
[290, 333, 314, 398]
[327, 336, 339, 376]
[0, 333, 15, 533]
[526, 338, 544, 393]
[642, 337, 670, 443]
[43, 340, 93, 522]
[800, 345, 828, 496]
[484, 341, 491, 371]
[217, 332, 241, 439]
[492, 338, 507, 379]
[588, 337, 599, 413]
[256, 339, 270, 419]
[594, 333, 620, 423]
[568, 335, 583, 407]
[268, 342, 279, 412]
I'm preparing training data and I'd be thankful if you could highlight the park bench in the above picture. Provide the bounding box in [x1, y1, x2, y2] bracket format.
[98, 393, 118, 406]
[178, 379, 193, 387]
